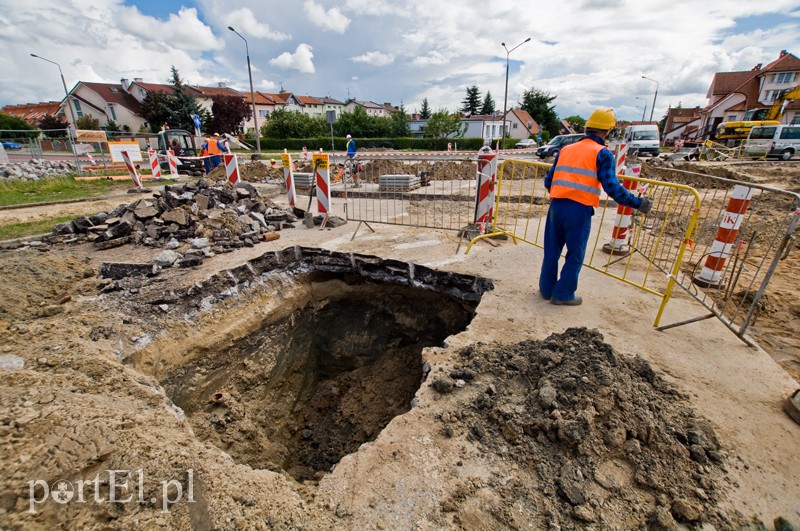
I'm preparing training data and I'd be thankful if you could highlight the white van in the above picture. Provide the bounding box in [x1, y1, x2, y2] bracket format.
[622, 124, 660, 156]
[744, 125, 800, 160]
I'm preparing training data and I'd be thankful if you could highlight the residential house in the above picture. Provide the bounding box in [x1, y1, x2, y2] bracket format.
[504, 108, 539, 140]
[1, 101, 62, 126]
[345, 100, 386, 117]
[242, 92, 282, 134]
[462, 115, 505, 144]
[65, 81, 144, 131]
[558, 119, 576, 135]
[662, 106, 702, 144]
[297, 95, 324, 118]
[697, 50, 800, 139]
[409, 118, 427, 138]
[319, 96, 345, 121]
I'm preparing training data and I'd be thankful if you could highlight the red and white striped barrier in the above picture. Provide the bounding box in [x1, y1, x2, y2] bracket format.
[614, 143, 628, 176]
[223, 153, 240, 184]
[167, 149, 179, 177]
[302, 146, 309, 161]
[474, 151, 497, 233]
[121, 150, 142, 187]
[312, 153, 331, 214]
[148, 149, 162, 179]
[281, 152, 296, 207]
[693, 185, 754, 287]
[602, 164, 640, 255]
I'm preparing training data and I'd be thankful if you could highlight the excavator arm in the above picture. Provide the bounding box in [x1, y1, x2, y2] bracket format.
[766, 85, 800, 121]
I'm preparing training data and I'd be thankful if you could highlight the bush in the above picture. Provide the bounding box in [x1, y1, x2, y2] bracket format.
[246, 136, 489, 152]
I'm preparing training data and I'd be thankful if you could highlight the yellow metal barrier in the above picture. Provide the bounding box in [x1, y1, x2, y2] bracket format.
[467, 159, 702, 327]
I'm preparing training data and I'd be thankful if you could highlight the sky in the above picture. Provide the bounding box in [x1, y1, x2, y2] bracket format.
[2, 0, 800, 123]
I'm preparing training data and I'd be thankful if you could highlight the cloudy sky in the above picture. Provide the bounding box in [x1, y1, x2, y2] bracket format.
[2, 0, 800, 122]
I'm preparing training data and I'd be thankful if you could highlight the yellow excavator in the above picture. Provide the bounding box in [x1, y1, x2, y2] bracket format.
[716, 85, 800, 143]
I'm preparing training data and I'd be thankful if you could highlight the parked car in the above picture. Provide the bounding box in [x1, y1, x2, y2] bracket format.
[743, 124, 800, 160]
[1, 140, 22, 150]
[515, 138, 538, 149]
[535, 134, 584, 159]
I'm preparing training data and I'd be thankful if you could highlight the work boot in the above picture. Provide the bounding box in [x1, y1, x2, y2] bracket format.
[551, 296, 583, 306]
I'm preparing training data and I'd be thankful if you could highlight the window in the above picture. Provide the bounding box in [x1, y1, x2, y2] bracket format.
[73, 100, 83, 117]
[108, 104, 117, 121]
[776, 72, 795, 84]
[726, 115, 737, 121]
[780, 126, 800, 139]
[259, 110, 269, 118]
[512, 123, 518, 129]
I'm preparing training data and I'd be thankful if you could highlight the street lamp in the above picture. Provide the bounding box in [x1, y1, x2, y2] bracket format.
[501, 37, 531, 149]
[31, 53, 80, 172]
[635, 96, 648, 122]
[642, 75, 659, 123]
[228, 26, 261, 156]
[30, 54, 77, 129]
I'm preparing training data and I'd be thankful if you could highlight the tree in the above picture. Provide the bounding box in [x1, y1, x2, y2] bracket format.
[0, 113, 35, 138]
[75, 115, 100, 130]
[424, 109, 466, 138]
[104, 120, 121, 132]
[520, 88, 560, 138]
[480, 92, 496, 115]
[564, 115, 586, 133]
[461, 85, 481, 116]
[210, 95, 251, 135]
[140, 90, 174, 133]
[261, 107, 326, 138]
[167, 66, 201, 132]
[390, 104, 411, 137]
[37, 115, 69, 136]
[419, 98, 431, 119]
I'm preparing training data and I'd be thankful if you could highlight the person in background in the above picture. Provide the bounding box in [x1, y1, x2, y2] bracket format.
[206, 133, 225, 172]
[345, 134, 360, 187]
[539, 107, 652, 306]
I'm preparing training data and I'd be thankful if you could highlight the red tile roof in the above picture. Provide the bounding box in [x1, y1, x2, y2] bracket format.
[1, 101, 62, 125]
[81, 82, 143, 114]
[762, 50, 800, 73]
[297, 95, 322, 105]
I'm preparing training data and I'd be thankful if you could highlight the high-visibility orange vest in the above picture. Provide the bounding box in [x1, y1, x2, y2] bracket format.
[207, 138, 222, 155]
[549, 138, 604, 207]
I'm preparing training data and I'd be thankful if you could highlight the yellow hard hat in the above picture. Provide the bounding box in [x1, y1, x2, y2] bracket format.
[214, 133, 220, 137]
[585, 107, 616, 131]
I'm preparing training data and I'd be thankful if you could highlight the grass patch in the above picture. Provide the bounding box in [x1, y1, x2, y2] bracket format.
[0, 215, 76, 241]
[0, 176, 133, 207]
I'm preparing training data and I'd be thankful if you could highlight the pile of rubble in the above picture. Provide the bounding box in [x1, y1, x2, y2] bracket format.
[0, 159, 78, 180]
[48, 179, 297, 262]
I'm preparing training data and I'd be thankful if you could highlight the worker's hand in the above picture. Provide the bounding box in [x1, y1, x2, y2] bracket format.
[638, 197, 653, 214]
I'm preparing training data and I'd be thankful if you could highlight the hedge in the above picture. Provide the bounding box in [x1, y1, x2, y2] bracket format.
[243, 136, 513, 152]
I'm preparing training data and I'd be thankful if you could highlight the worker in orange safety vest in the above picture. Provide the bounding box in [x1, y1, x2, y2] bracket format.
[539, 107, 652, 306]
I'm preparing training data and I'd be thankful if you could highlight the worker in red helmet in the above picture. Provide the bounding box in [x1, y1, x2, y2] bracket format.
[539, 107, 652, 306]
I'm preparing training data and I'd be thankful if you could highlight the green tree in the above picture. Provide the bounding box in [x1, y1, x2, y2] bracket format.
[0, 113, 35, 138]
[390, 104, 411, 137]
[104, 120, 121, 132]
[334, 105, 372, 138]
[564, 115, 586, 133]
[424, 109, 466, 138]
[479, 92, 496, 115]
[167, 66, 201, 132]
[37, 114, 69, 136]
[210, 94, 251, 135]
[461, 85, 481, 116]
[520, 88, 560, 138]
[261, 107, 326, 138]
[419, 98, 431, 119]
[140, 90, 174, 133]
[75, 115, 100, 130]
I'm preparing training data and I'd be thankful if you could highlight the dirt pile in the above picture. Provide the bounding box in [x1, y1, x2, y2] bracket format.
[207, 161, 285, 182]
[43, 179, 295, 254]
[431, 327, 749, 530]
[362, 160, 477, 183]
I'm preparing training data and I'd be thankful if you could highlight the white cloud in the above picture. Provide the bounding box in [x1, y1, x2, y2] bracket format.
[270, 44, 316, 74]
[116, 6, 222, 52]
[223, 8, 291, 41]
[303, 1, 350, 33]
[351, 51, 395, 66]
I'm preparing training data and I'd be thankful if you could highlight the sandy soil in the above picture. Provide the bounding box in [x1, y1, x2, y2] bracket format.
[0, 160, 798, 530]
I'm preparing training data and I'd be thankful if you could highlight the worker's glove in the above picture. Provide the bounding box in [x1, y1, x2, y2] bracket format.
[638, 197, 653, 214]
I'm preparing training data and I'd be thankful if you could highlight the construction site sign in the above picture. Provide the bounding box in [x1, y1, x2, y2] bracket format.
[76, 130, 107, 143]
[107, 142, 142, 163]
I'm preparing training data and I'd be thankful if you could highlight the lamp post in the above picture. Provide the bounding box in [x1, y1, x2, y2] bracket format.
[501, 37, 531, 149]
[228, 26, 261, 156]
[642, 75, 659, 123]
[30, 53, 80, 172]
[635, 96, 648, 122]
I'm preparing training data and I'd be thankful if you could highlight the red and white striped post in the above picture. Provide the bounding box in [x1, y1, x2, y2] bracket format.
[693, 184, 755, 288]
[167, 149, 179, 177]
[121, 150, 142, 188]
[614, 142, 628, 176]
[148, 149, 161, 179]
[223, 153, 240, 185]
[312, 153, 331, 215]
[281, 152, 296, 208]
[474, 150, 498, 234]
[602, 163, 640, 256]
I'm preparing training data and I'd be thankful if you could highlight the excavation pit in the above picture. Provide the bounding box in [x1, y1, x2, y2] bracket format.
[155, 247, 493, 481]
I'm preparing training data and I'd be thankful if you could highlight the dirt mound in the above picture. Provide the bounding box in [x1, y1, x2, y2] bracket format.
[207, 161, 284, 182]
[432, 327, 748, 530]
